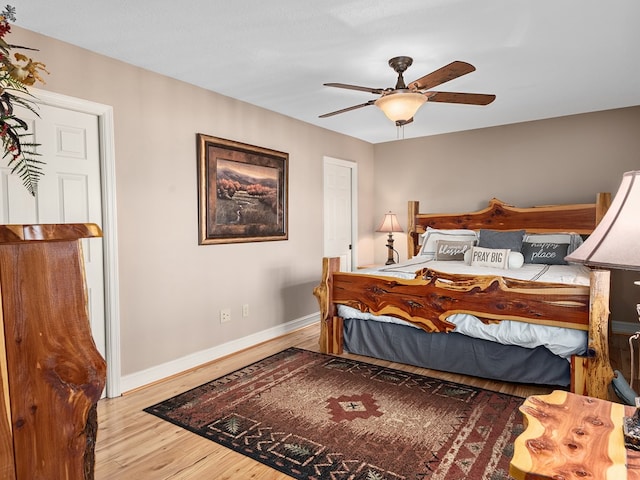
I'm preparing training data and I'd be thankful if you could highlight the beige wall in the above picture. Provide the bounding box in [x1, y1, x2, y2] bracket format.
[10, 27, 375, 378]
[372, 107, 640, 323]
[11, 26, 640, 383]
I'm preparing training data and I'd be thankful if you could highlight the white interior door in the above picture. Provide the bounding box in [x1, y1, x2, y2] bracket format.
[0, 103, 106, 360]
[323, 157, 357, 271]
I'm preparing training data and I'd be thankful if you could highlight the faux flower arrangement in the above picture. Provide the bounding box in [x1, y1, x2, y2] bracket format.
[0, 5, 48, 196]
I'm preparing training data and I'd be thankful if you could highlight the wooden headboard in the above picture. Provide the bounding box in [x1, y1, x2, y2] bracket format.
[407, 193, 611, 258]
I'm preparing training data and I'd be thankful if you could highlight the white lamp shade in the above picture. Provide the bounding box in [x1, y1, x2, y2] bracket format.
[374, 92, 427, 123]
[376, 212, 403, 233]
[565, 170, 640, 270]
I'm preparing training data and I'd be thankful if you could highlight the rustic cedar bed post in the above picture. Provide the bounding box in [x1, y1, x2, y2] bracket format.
[0, 224, 106, 480]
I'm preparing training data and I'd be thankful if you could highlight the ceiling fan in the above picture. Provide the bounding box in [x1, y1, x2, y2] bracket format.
[319, 56, 496, 126]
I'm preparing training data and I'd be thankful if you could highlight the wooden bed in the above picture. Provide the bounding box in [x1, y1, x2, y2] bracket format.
[314, 194, 615, 399]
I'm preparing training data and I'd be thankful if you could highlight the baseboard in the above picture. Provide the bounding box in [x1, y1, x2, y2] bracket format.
[120, 313, 319, 395]
[612, 320, 640, 336]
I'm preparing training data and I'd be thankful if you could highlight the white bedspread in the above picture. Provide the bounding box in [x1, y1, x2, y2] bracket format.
[338, 258, 591, 358]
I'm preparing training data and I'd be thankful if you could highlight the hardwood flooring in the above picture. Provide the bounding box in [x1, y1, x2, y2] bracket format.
[94, 324, 636, 479]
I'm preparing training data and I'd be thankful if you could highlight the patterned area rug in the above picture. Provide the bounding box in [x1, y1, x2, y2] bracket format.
[144, 347, 524, 479]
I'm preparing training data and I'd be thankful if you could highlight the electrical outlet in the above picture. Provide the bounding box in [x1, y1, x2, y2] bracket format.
[242, 304, 249, 317]
[220, 308, 231, 323]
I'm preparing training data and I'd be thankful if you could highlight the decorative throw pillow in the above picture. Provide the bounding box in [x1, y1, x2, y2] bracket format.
[478, 229, 525, 252]
[419, 228, 477, 258]
[522, 242, 569, 265]
[469, 246, 510, 269]
[524, 233, 584, 255]
[508, 251, 525, 268]
[464, 249, 524, 268]
[434, 239, 475, 261]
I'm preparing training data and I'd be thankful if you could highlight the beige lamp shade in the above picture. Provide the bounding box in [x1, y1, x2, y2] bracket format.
[565, 170, 640, 270]
[374, 92, 427, 123]
[376, 212, 403, 233]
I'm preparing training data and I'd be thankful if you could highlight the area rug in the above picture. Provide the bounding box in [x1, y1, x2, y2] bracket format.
[144, 347, 525, 480]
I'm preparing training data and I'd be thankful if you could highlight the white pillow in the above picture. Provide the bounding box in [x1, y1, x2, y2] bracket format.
[508, 251, 525, 268]
[469, 246, 510, 269]
[464, 247, 524, 269]
[419, 228, 477, 259]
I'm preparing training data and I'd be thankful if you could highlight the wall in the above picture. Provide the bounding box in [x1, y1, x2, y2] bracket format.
[11, 26, 640, 387]
[372, 107, 640, 325]
[10, 27, 375, 383]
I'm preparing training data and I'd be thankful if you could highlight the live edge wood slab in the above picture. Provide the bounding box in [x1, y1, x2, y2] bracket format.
[510, 390, 640, 480]
[0, 223, 106, 480]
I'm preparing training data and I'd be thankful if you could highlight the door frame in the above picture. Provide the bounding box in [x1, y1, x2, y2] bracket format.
[322, 156, 358, 271]
[31, 88, 121, 398]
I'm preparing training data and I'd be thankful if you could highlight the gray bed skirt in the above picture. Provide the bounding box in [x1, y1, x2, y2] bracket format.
[343, 318, 572, 387]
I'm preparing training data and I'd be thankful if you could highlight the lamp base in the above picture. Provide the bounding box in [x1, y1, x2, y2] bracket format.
[385, 233, 395, 265]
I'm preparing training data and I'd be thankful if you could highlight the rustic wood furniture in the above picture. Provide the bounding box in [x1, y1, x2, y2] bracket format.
[314, 194, 615, 399]
[0, 224, 106, 480]
[510, 390, 640, 480]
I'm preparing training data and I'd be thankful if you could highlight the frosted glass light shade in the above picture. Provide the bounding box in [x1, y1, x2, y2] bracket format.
[374, 92, 427, 122]
[565, 170, 640, 270]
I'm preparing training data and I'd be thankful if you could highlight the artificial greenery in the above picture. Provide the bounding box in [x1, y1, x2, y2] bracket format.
[0, 5, 48, 196]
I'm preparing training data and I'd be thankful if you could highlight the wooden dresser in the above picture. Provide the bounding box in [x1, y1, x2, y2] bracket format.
[0, 224, 106, 480]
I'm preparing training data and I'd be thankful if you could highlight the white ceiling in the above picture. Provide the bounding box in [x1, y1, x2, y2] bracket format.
[13, 0, 640, 144]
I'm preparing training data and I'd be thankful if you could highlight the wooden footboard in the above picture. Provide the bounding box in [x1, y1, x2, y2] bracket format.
[313, 257, 614, 400]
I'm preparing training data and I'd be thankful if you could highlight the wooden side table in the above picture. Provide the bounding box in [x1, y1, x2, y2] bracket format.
[510, 390, 640, 480]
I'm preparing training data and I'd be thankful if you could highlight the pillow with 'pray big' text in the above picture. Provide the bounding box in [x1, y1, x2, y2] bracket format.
[464, 247, 524, 269]
[468, 246, 510, 269]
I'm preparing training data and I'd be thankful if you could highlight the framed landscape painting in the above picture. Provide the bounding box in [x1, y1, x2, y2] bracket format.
[197, 134, 288, 245]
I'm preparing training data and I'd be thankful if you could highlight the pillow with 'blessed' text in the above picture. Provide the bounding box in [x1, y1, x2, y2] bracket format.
[419, 228, 477, 258]
[434, 239, 475, 261]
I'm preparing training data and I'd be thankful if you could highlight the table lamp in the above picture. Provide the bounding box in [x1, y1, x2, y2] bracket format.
[564, 170, 640, 444]
[376, 211, 403, 265]
[565, 170, 640, 270]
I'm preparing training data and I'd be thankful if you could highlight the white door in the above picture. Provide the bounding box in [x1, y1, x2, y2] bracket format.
[0, 103, 106, 360]
[323, 157, 357, 271]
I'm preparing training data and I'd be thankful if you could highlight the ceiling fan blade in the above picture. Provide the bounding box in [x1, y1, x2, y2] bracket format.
[425, 91, 496, 106]
[324, 83, 385, 95]
[319, 100, 376, 118]
[408, 61, 476, 91]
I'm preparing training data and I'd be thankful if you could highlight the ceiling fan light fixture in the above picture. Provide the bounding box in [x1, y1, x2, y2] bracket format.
[374, 91, 427, 123]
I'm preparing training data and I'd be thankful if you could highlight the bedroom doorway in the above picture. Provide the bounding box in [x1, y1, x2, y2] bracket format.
[0, 89, 121, 398]
[323, 156, 357, 271]
[3, 102, 106, 357]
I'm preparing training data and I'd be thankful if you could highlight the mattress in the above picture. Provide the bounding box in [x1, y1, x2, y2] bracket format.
[338, 257, 591, 359]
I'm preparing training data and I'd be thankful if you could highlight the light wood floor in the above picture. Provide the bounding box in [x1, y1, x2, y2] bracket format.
[94, 323, 635, 479]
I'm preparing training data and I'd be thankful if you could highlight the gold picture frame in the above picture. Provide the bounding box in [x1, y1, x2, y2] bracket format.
[197, 134, 288, 245]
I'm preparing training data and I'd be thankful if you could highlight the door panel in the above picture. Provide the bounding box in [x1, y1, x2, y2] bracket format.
[323, 158, 356, 272]
[0, 104, 106, 359]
